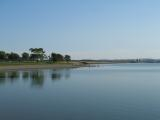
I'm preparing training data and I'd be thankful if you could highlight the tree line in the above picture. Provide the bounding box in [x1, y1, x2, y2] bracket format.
[0, 48, 71, 62]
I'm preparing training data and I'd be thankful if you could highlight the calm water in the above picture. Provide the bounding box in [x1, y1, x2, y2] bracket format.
[1, 63, 160, 120]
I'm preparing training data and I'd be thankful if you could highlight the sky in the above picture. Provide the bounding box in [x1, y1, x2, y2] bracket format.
[1, 0, 160, 59]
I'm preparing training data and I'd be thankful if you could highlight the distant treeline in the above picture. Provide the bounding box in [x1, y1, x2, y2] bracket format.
[0, 48, 71, 62]
[80, 59, 160, 63]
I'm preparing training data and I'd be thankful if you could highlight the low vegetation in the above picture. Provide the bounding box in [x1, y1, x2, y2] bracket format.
[0, 48, 71, 65]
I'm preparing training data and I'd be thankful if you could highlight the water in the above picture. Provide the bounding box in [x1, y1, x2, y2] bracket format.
[0, 63, 160, 120]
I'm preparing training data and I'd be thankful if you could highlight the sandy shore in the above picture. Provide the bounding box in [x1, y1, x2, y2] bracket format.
[0, 63, 89, 71]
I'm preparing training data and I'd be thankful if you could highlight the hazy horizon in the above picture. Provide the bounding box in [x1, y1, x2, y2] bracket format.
[1, 0, 160, 59]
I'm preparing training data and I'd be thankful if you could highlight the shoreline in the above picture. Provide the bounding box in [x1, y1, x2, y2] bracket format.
[0, 62, 157, 71]
[0, 63, 89, 71]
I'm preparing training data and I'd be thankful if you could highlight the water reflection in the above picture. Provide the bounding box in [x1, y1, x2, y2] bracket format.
[51, 69, 71, 80]
[0, 71, 20, 84]
[64, 69, 70, 79]
[0, 72, 6, 79]
[22, 72, 29, 79]
[7, 71, 19, 83]
[30, 71, 44, 87]
[0, 68, 71, 87]
[0, 72, 6, 84]
[8, 71, 19, 79]
[51, 70, 62, 80]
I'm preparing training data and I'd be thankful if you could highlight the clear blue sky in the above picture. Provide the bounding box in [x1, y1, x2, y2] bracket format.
[1, 0, 160, 59]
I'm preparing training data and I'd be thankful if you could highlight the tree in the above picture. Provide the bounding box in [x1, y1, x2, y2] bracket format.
[30, 54, 39, 61]
[8, 52, 20, 61]
[29, 48, 45, 61]
[0, 51, 6, 60]
[64, 55, 71, 62]
[5, 53, 10, 60]
[56, 54, 64, 61]
[22, 52, 29, 60]
[51, 53, 57, 61]
[51, 53, 64, 62]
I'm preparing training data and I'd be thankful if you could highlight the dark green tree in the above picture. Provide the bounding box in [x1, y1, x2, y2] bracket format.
[0, 51, 6, 60]
[29, 48, 45, 61]
[51, 53, 57, 61]
[56, 54, 64, 61]
[8, 52, 20, 61]
[5, 53, 10, 60]
[22, 52, 29, 60]
[64, 55, 71, 62]
[51, 53, 64, 62]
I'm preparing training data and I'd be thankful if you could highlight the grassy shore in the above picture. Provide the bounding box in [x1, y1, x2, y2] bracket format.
[0, 61, 89, 70]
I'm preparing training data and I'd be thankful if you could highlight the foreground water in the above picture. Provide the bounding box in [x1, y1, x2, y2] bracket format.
[0, 63, 160, 120]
